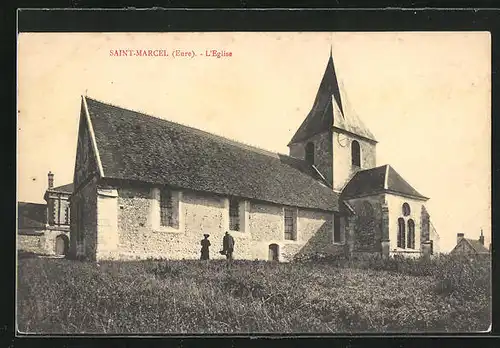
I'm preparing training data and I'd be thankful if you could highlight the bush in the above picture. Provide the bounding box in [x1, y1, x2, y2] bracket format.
[432, 254, 491, 301]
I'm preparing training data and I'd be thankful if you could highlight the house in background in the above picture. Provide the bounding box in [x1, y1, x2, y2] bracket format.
[70, 52, 439, 261]
[17, 172, 72, 256]
[450, 230, 490, 256]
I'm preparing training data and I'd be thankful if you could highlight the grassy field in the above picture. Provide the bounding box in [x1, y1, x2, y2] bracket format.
[17, 253, 491, 334]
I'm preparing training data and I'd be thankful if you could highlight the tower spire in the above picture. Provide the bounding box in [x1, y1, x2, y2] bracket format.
[329, 33, 333, 58]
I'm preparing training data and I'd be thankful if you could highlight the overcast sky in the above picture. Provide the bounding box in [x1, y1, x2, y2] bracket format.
[17, 32, 491, 252]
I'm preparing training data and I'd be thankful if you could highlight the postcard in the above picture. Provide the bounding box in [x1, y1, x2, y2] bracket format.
[17, 31, 491, 334]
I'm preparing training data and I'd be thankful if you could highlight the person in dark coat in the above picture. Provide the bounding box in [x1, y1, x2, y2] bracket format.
[200, 234, 211, 260]
[222, 231, 235, 264]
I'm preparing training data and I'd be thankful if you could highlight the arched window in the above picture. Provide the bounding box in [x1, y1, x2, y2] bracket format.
[351, 140, 361, 167]
[305, 142, 315, 164]
[397, 217, 406, 248]
[407, 219, 415, 249]
[402, 203, 411, 216]
[360, 201, 374, 217]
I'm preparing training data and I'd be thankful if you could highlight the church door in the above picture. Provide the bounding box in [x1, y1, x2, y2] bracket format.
[55, 235, 69, 256]
[268, 244, 279, 261]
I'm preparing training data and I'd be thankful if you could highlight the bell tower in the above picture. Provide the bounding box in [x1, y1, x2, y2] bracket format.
[288, 50, 378, 191]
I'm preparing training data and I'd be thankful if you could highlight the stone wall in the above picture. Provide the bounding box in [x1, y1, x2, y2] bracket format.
[96, 188, 120, 259]
[113, 186, 224, 260]
[287, 129, 378, 193]
[289, 209, 345, 259]
[420, 205, 431, 242]
[345, 195, 384, 253]
[332, 132, 376, 191]
[18, 233, 45, 254]
[70, 176, 98, 260]
[18, 228, 71, 256]
[288, 131, 333, 186]
[344, 194, 428, 258]
[95, 182, 344, 261]
[41, 228, 70, 255]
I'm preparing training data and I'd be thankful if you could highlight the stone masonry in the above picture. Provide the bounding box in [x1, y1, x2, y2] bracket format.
[78, 181, 347, 262]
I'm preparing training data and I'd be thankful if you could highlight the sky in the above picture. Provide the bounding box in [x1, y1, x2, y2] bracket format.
[17, 32, 491, 252]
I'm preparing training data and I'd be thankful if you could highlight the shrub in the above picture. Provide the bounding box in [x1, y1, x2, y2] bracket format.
[432, 254, 491, 301]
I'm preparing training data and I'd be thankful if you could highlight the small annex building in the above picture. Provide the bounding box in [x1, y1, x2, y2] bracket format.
[18, 172, 72, 256]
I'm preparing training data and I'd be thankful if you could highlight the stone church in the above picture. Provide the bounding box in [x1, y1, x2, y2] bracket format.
[69, 52, 438, 261]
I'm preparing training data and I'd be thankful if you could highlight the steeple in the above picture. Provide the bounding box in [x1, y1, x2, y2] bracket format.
[288, 51, 376, 146]
[288, 49, 379, 191]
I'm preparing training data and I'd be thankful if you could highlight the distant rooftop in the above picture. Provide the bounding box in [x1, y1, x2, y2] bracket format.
[49, 183, 74, 194]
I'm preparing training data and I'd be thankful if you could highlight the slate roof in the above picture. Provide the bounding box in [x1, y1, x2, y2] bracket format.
[18, 202, 46, 229]
[463, 239, 490, 254]
[452, 238, 490, 254]
[84, 97, 340, 212]
[49, 183, 74, 194]
[289, 54, 376, 145]
[341, 164, 428, 200]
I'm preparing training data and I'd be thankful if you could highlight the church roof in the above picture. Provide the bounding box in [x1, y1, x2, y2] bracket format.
[341, 164, 428, 200]
[18, 201, 46, 230]
[83, 97, 340, 212]
[289, 54, 377, 145]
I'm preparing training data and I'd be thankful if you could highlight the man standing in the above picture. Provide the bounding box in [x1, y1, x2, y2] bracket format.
[222, 231, 235, 265]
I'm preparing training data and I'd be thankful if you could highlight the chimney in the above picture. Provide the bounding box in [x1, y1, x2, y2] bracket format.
[479, 229, 485, 246]
[457, 233, 465, 245]
[48, 171, 54, 189]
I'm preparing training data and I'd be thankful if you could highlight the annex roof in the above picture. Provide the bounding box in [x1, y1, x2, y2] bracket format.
[18, 202, 46, 230]
[341, 164, 428, 200]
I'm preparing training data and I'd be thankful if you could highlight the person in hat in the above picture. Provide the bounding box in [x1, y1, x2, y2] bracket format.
[222, 231, 235, 265]
[200, 234, 211, 260]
